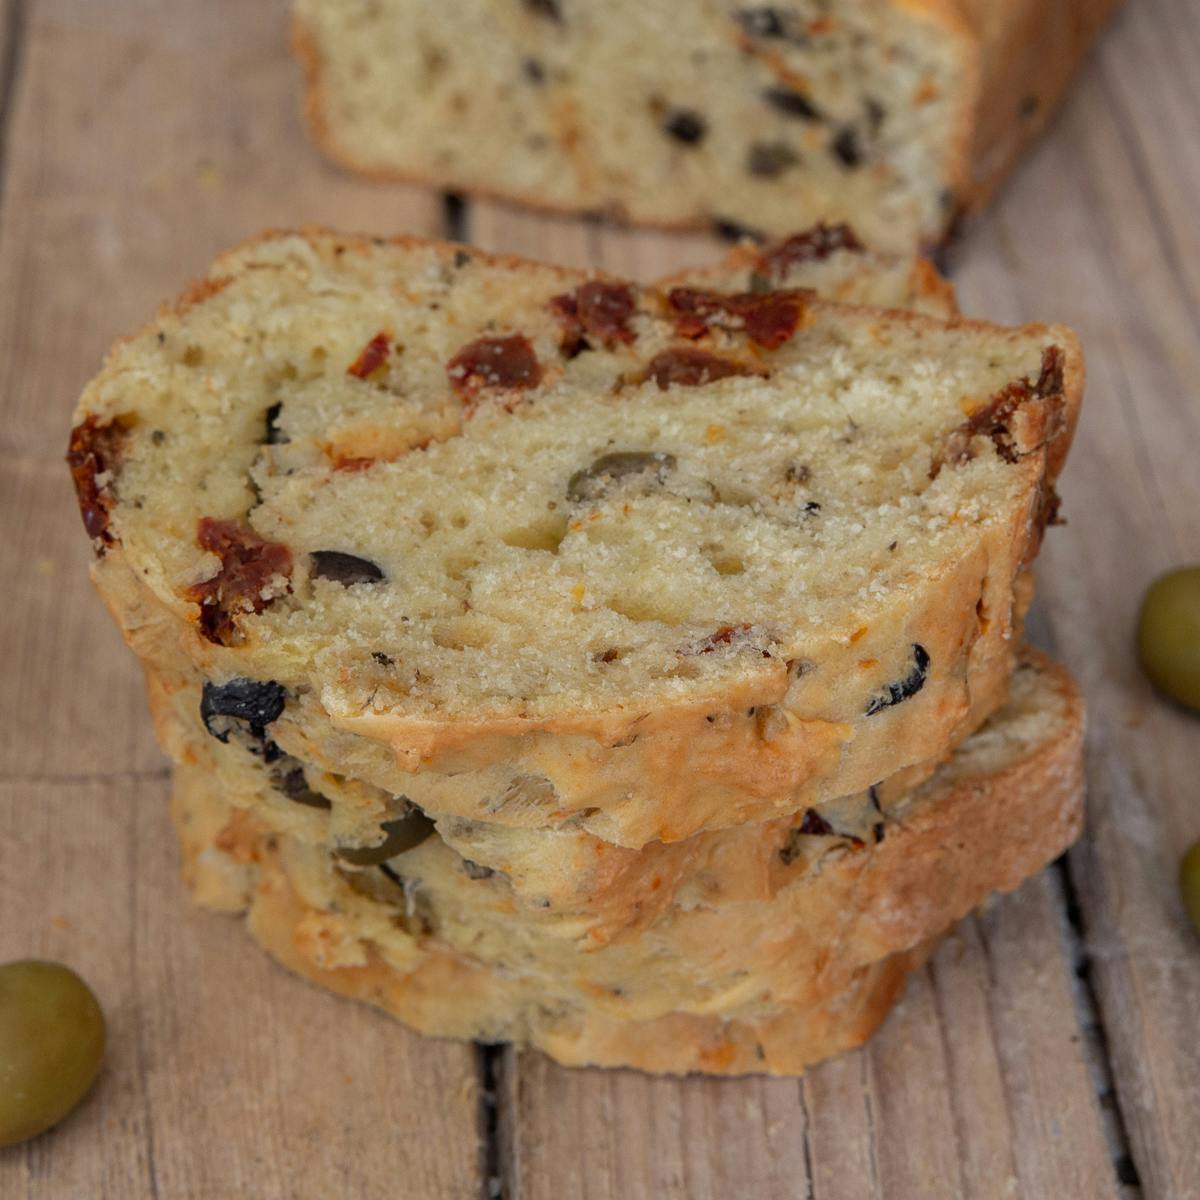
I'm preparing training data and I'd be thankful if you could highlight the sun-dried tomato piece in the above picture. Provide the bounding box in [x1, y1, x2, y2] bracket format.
[66, 416, 129, 552]
[666, 287, 811, 350]
[346, 332, 391, 379]
[640, 348, 762, 390]
[187, 517, 293, 645]
[1035, 344, 1064, 398]
[685, 624, 771, 656]
[933, 345, 1067, 475]
[756, 223, 865, 279]
[447, 335, 543, 400]
[549, 280, 637, 353]
[698, 623, 752, 651]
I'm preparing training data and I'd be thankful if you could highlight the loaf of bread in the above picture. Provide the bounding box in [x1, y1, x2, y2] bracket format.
[170, 646, 1084, 1075]
[291, 0, 1122, 249]
[70, 230, 1079, 849]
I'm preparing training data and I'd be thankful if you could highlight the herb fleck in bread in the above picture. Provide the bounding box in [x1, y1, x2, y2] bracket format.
[291, 0, 1122, 248]
[71, 229, 1080, 848]
[170, 647, 1084, 1075]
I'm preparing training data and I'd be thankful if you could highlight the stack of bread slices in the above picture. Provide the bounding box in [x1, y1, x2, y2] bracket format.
[69, 226, 1084, 1075]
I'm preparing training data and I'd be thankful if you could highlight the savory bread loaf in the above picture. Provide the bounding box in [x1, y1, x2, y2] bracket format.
[171, 647, 1084, 1075]
[291, 0, 1122, 248]
[70, 230, 1080, 848]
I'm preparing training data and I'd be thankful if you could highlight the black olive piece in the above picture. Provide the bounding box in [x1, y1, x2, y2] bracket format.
[263, 401, 288, 445]
[523, 0, 561, 19]
[733, 7, 789, 38]
[763, 87, 822, 121]
[832, 126, 863, 168]
[275, 764, 333, 810]
[310, 550, 385, 586]
[799, 808, 835, 836]
[865, 644, 930, 715]
[713, 217, 766, 244]
[664, 110, 707, 145]
[869, 785, 886, 842]
[566, 451, 677, 503]
[747, 141, 799, 178]
[335, 810, 437, 866]
[200, 678, 287, 744]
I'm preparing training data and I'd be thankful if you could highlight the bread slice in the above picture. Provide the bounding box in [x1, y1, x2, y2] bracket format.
[170, 646, 1084, 1075]
[143, 650, 991, 939]
[291, 0, 1121, 249]
[72, 230, 1080, 848]
[662, 223, 957, 318]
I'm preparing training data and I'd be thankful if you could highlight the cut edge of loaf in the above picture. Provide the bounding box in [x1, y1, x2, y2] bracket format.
[287, 1, 1122, 246]
[288, 3, 981, 250]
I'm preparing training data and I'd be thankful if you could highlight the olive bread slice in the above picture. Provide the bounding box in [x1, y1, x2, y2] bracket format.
[71, 229, 1079, 847]
[170, 646, 1083, 1075]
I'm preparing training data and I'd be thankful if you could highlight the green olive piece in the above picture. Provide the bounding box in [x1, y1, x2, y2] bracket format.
[1181, 841, 1200, 934]
[335, 810, 436, 866]
[1137, 566, 1200, 712]
[566, 451, 676, 503]
[0, 961, 106, 1147]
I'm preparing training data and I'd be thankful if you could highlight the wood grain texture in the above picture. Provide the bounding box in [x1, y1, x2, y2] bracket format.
[502, 872, 1123, 1200]
[953, 2, 1200, 1192]
[0, 779, 484, 1199]
[1, 0, 1196, 1196]
[0, 4, 480, 1197]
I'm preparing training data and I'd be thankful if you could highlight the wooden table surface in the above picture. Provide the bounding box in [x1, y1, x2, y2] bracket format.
[1, 1, 1197, 1196]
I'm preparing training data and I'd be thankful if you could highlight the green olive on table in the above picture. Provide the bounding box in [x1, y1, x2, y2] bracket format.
[1181, 841, 1200, 934]
[1136, 566, 1200, 711]
[0, 961, 106, 1147]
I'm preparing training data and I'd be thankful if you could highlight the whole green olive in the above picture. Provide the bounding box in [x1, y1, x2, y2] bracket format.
[1180, 841, 1200, 934]
[0, 961, 106, 1147]
[1136, 566, 1200, 711]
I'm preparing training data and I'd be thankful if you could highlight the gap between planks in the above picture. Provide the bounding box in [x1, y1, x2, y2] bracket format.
[0, 0, 27, 205]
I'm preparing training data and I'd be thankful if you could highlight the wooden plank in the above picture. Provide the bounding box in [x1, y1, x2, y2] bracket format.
[468, 199, 726, 282]
[953, 8, 1200, 1189]
[501, 1048, 809, 1200]
[0, 459, 162, 779]
[0, 0, 442, 461]
[0, 4, 479, 1197]
[0, 778, 484, 1199]
[503, 871, 1121, 1200]
[469, 199, 596, 270]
